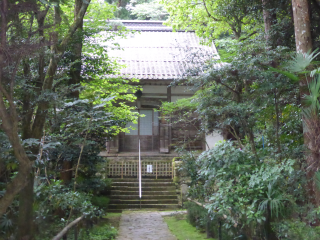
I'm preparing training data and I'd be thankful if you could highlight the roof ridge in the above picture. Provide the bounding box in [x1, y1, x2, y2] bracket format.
[107, 20, 192, 32]
[108, 20, 165, 23]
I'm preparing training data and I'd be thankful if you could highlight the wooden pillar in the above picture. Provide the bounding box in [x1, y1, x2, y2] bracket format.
[121, 161, 123, 179]
[167, 86, 171, 102]
[172, 162, 173, 179]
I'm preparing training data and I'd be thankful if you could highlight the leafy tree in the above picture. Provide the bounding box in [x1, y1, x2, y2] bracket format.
[161, 0, 262, 39]
[107, 0, 168, 20]
[129, 0, 168, 20]
[0, 0, 138, 238]
[0, 0, 91, 219]
[162, 18, 312, 240]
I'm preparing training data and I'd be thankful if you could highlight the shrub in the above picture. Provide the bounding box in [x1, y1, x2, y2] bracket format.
[185, 201, 208, 229]
[274, 220, 320, 240]
[91, 196, 110, 210]
[80, 225, 117, 240]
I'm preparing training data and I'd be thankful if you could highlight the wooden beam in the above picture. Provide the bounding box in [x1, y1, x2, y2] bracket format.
[167, 86, 171, 102]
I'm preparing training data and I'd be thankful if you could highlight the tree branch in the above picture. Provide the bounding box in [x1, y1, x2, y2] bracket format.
[32, 0, 91, 139]
[216, 79, 239, 95]
[239, 31, 258, 42]
[52, 215, 84, 240]
[0, 93, 33, 217]
[202, 0, 220, 21]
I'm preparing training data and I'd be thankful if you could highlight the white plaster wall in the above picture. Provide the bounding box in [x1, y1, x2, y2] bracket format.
[171, 86, 195, 94]
[205, 131, 224, 150]
[171, 96, 186, 102]
[142, 85, 167, 94]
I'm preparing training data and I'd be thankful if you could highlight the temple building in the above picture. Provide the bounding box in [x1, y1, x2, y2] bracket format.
[102, 20, 223, 157]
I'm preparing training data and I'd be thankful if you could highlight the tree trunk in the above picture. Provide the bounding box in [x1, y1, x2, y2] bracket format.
[61, 160, 73, 184]
[0, 0, 91, 219]
[69, 0, 84, 99]
[265, 206, 278, 240]
[60, 0, 84, 183]
[292, 0, 312, 53]
[17, 174, 34, 240]
[291, 0, 320, 205]
[18, 60, 35, 240]
[262, 0, 277, 41]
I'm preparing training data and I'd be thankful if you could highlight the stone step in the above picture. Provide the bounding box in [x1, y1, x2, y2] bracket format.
[111, 195, 178, 200]
[109, 199, 178, 204]
[110, 190, 176, 196]
[111, 186, 176, 191]
[107, 209, 123, 213]
[112, 182, 175, 187]
[108, 177, 179, 210]
[110, 178, 172, 182]
[108, 204, 179, 210]
[105, 156, 175, 161]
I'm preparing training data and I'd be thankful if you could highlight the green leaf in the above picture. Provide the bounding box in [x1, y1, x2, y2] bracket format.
[268, 67, 299, 82]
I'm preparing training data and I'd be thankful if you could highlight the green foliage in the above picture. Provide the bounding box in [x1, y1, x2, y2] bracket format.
[107, 0, 167, 20]
[130, 0, 168, 20]
[82, 225, 118, 240]
[161, 0, 261, 40]
[163, 212, 215, 240]
[0, 214, 13, 234]
[214, 38, 238, 62]
[160, 96, 197, 117]
[34, 180, 103, 220]
[185, 202, 208, 229]
[85, 0, 116, 23]
[274, 220, 320, 240]
[258, 182, 289, 218]
[286, 50, 320, 74]
[315, 171, 320, 191]
[182, 141, 304, 237]
[160, 0, 320, 239]
[91, 196, 110, 210]
[303, 75, 320, 117]
[270, 49, 320, 82]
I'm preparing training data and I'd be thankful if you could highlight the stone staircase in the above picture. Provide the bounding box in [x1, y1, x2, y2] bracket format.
[108, 178, 179, 212]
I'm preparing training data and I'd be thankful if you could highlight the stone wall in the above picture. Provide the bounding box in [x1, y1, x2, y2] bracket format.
[172, 159, 191, 206]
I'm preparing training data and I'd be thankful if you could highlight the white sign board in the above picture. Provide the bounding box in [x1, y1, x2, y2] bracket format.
[147, 165, 153, 173]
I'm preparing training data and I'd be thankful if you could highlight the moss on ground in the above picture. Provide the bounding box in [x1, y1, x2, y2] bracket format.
[104, 212, 122, 230]
[163, 213, 216, 240]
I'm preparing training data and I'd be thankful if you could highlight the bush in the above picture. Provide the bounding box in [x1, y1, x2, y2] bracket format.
[274, 220, 320, 240]
[91, 196, 110, 210]
[80, 225, 117, 240]
[185, 202, 208, 229]
[185, 201, 236, 240]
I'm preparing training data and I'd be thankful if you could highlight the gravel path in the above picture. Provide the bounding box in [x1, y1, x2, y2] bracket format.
[116, 211, 177, 240]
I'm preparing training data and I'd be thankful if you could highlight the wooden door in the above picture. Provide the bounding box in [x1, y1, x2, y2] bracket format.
[160, 123, 170, 153]
[120, 109, 159, 152]
[107, 135, 119, 153]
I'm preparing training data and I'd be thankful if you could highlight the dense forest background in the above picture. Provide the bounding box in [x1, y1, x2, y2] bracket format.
[0, 0, 320, 239]
[107, 0, 168, 20]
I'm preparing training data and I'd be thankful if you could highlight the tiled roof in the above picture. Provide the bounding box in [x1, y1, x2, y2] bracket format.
[107, 21, 219, 80]
[120, 20, 175, 32]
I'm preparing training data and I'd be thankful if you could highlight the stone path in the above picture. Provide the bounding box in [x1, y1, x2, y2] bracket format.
[116, 211, 178, 240]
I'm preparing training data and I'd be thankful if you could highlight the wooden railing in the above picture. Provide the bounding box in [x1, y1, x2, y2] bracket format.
[107, 160, 174, 179]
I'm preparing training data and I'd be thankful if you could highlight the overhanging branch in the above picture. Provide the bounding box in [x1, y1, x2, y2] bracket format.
[202, 0, 220, 21]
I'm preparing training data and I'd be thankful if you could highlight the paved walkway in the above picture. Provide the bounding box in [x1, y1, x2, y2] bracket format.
[116, 211, 178, 240]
